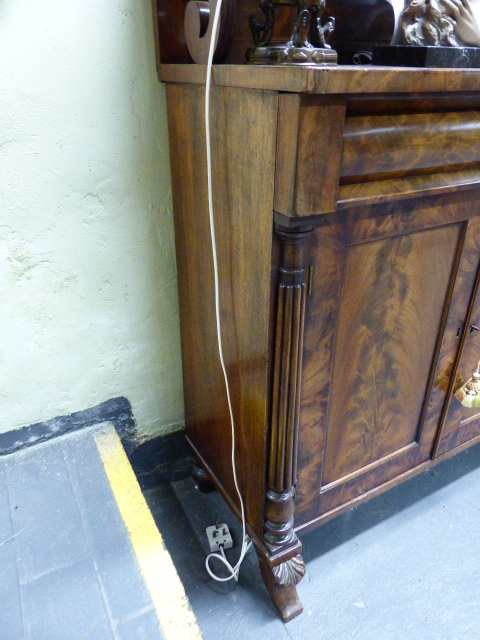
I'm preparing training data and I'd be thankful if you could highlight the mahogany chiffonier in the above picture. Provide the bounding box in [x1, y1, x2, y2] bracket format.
[152, 2, 480, 621]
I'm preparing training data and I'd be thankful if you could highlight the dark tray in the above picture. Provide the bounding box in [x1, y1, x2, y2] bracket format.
[372, 44, 480, 68]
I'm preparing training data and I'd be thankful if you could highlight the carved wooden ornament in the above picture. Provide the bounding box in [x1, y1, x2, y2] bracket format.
[184, 0, 235, 64]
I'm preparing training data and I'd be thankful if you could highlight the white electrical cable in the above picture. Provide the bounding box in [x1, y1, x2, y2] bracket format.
[203, 0, 252, 582]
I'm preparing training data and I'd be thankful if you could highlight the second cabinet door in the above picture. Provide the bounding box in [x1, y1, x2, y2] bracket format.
[294, 190, 480, 530]
[432, 213, 480, 458]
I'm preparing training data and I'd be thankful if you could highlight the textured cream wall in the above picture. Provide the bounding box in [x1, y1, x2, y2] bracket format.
[0, 0, 184, 438]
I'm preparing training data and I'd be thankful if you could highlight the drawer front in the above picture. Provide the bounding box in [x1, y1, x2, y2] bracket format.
[341, 111, 480, 182]
[275, 96, 480, 217]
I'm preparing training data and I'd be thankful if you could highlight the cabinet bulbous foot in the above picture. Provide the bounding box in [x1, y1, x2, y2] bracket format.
[191, 460, 216, 493]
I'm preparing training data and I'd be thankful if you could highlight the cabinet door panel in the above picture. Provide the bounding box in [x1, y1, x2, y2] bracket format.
[323, 226, 458, 485]
[433, 216, 480, 456]
[323, 226, 458, 484]
[295, 199, 467, 528]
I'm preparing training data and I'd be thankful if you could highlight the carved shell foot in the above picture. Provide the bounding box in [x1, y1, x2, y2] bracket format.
[258, 553, 305, 621]
[272, 554, 306, 588]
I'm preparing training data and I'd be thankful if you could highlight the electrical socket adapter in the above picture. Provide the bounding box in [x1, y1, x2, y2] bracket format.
[206, 523, 233, 552]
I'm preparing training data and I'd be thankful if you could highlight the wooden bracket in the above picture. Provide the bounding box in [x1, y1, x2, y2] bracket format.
[184, 0, 236, 64]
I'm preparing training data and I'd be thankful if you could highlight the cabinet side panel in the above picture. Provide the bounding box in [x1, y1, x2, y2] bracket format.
[165, 84, 277, 536]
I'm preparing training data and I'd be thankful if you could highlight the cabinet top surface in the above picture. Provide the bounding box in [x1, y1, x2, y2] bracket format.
[160, 63, 480, 96]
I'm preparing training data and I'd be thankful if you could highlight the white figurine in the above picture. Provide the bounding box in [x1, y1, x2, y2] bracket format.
[390, 0, 480, 46]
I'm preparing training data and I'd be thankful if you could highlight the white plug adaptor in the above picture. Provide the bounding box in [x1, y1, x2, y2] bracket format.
[206, 523, 233, 552]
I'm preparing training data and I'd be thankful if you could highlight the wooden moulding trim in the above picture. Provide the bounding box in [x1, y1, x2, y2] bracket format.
[306, 66, 480, 95]
[159, 64, 480, 96]
[275, 169, 480, 218]
[269, 284, 306, 491]
[270, 285, 289, 490]
[319, 442, 419, 493]
[160, 64, 209, 85]
[159, 64, 311, 92]
[292, 286, 306, 486]
[336, 168, 480, 211]
[255, 533, 302, 566]
[269, 229, 311, 493]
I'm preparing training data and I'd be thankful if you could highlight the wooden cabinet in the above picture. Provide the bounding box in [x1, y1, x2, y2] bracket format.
[160, 64, 480, 620]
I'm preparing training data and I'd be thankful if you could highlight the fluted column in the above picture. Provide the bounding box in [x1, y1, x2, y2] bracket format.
[258, 224, 312, 621]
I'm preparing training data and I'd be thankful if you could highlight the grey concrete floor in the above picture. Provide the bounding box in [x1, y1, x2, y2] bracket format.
[145, 442, 480, 640]
[2, 421, 480, 639]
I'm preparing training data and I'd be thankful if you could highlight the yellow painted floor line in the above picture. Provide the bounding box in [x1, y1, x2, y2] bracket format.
[94, 426, 203, 640]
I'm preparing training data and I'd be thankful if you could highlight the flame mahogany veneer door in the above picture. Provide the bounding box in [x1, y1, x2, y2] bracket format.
[293, 192, 480, 530]
[433, 215, 480, 457]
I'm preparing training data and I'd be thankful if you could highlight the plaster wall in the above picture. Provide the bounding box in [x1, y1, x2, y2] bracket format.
[0, 0, 184, 438]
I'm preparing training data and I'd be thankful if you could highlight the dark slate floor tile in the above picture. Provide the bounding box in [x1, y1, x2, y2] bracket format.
[21, 558, 115, 640]
[3, 442, 89, 583]
[63, 431, 155, 623]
